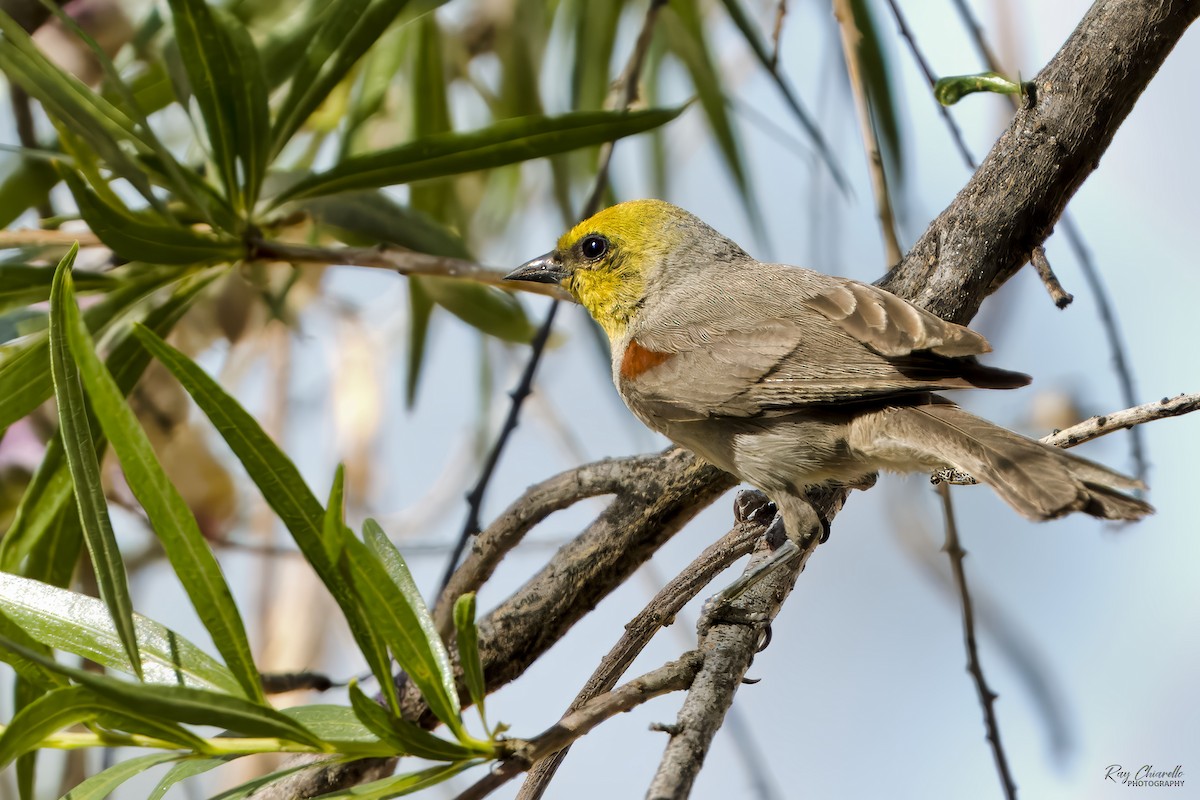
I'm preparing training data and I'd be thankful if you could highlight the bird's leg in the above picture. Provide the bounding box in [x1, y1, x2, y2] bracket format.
[700, 494, 822, 625]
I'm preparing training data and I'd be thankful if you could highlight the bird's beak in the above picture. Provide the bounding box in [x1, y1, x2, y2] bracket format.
[505, 252, 569, 285]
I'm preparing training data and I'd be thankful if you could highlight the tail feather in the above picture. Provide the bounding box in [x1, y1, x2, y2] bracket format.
[860, 403, 1152, 521]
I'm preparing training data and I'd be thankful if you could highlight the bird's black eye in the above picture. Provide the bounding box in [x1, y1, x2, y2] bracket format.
[580, 234, 609, 261]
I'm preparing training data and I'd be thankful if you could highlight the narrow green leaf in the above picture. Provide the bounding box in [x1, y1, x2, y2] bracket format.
[0, 573, 243, 694]
[0, 637, 323, 747]
[663, 3, 762, 240]
[13, 678, 41, 800]
[321, 464, 348, 567]
[452, 593, 486, 725]
[59, 752, 185, 800]
[130, 326, 401, 715]
[60, 169, 243, 265]
[303, 191, 470, 258]
[21, 501, 82, 590]
[0, 687, 94, 769]
[166, 0, 269, 211]
[406, 277, 434, 408]
[0, 607, 67, 691]
[2, 270, 219, 573]
[274, 107, 685, 202]
[148, 756, 239, 800]
[282, 704, 393, 753]
[568, 0, 624, 112]
[715, 0, 848, 191]
[314, 760, 485, 799]
[62, 270, 262, 701]
[344, 524, 461, 736]
[0, 266, 113, 314]
[48, 247, 141, 678]
[0, 268, 172, 431]
[847, 0, 903, 182]
[0, 155, 58, 229]
[348, 682, 477, 761]
[269, 0, 450, 158]
[420, 278, 533, 343]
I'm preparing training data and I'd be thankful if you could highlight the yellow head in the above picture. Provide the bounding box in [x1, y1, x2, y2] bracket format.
[506, 199, 748, 340]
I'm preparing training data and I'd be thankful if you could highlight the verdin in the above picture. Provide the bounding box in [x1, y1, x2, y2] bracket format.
[506, 199, 1151, 538]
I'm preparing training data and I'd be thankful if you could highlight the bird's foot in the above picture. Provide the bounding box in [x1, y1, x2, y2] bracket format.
[699, 515, 800, 631]
[931, 467, 978, 486]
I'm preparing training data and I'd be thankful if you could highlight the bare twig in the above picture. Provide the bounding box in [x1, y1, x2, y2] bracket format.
[518, 494, 771, 799]
[832, 0, 903, 264]
[0, 228, 102, 248]
[437, 0, 669, 599]
[942, 0, 1145, 481]
[433, 453, 667, 637]
[937, 483, 1018, 800]
[1058, 216, 1145, 482]
[453, 653, 703, 800]
[437, 299, 559, 594]
[770, 0, 788, 69]
[250, 239, 571, 301]
[1041, 392, 1200, 450]
[1029, 246, 1073, 308]
[647, 490, 839, 798]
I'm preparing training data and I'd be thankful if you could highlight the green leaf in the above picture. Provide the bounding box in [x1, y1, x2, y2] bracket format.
[148, 757, 239, 800]
[166, 0, 270, 211]
[274, 107, 685, 202]
[421, 278, 533, 343]
[2, 270, 219, 574]
[130, 327, 401, 716]
[568, 0, 624, 112]
[846, 0, 903, 182]
[406, 277, 434, 408]
[0, 607, 67, 691]
[60, 169, 243, 265]
[0, 267, 172, 432]
[663, 3, 763, 240]
[0, 686, 93, 769]
[0, 573, 243, 693]
[0, 637, 323, 747]
[60, 268, 262, 701]
[269, 0, 449, 158]
[0, 155, 58, 229]
[282, 704, 393, 754]
[715, 0, 848, 191]
[0, 266, 113, 315]
[344, 521, 462, 736]
[452, 593, 487, 728]
[314, 760, 485, 799]
[59, 752, 185, 800]
[348, 682, 478, 761]
[934, 71, 1024, 106]
[48, 246, 141, 678]
[321, 464, 348, 567]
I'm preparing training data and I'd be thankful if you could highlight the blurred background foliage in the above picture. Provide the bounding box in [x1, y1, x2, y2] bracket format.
[0, 0, 887, 795]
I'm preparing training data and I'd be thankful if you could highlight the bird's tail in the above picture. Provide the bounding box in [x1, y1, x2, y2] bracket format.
[857, 402, 1153, 521]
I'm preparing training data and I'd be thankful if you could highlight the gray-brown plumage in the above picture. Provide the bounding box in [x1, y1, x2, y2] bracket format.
[506, 199, 1152, 530]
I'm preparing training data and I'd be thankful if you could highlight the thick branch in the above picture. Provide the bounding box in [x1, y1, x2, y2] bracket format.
[879, 0, 1200, 322]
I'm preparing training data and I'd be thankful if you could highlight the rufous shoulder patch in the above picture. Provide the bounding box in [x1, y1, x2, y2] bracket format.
[620, 339, 674, 381]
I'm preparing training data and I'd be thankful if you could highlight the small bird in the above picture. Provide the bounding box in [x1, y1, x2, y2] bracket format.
[506, 199, 1151, 543]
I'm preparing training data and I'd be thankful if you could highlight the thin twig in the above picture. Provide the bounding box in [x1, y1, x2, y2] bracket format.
[452, 654, 703, 800]
[250, 239, 570, 301]
[1058, 217, 1145, 482]
[944, 0, 1145, 482]
[1040, 392, 1200, 450]
[770, 0, 788, 69]
[832, 0, 903, 264]
[437, 0, 670, 597]
[438, 299, 559, 595]
[10, 85, 54, 221]
[518, 496, 770, 799]
[937, 483, 1018, 800]
[1030, 245, 1073, 308]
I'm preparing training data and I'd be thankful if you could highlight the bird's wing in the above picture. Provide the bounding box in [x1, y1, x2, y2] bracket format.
[802, 276, 991, 357]
[621, 279, 1027, 422]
